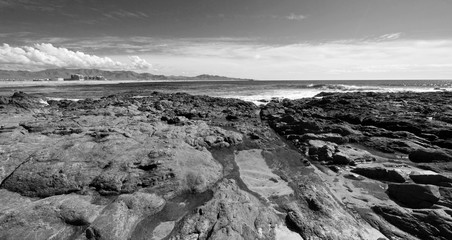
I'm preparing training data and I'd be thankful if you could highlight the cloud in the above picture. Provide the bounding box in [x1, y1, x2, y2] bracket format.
[103, 10, 148, 20]
[0, 43, 152, 72]
[285, 13, 307, 21]
[129, 56, 152, 70]
[3, 38, 452, 79]
[379, 33, 402, 40]
[136, 38, 452, 79]
[0, 0, 60, 11]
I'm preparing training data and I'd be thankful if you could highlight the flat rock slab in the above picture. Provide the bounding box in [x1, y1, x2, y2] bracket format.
[234, 149, 294, 199]
[152, 221, 175, 240]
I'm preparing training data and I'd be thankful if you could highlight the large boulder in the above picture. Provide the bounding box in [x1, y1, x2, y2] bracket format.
[387, 183, 441, 208]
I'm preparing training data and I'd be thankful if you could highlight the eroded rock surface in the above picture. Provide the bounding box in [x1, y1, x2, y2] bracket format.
[262, 91, 452, 240]
[3, 90, 452, 240]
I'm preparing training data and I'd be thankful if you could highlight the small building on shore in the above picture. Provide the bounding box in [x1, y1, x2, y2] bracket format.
[65, 74, 85, 81]
[64, 74, 106, 81]
[51, 77, 64, 81]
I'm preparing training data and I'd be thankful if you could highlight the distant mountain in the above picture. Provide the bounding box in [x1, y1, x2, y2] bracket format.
[0, 69, 253, 81]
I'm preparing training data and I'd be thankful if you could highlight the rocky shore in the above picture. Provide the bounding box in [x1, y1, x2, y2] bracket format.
[1, 90, 451, 240]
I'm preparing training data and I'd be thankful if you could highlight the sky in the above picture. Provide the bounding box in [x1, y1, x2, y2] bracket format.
[1, 0, 452, 80]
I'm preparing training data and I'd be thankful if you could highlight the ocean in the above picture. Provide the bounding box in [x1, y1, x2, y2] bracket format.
[0, 79, 451, 105]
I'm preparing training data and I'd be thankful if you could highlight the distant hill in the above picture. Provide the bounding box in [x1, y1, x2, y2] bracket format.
[0, 69, 253, 81]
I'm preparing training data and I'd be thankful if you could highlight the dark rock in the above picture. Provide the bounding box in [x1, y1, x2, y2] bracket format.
[329, 166, 340, 173]
[387, 183, 441, 208]
[352, 167, 406, 183]
[333, 152, 354, 165]
[409, 148, 452, 163]
[226, 114, 239, 121]
[410, 173, 452, 187]
[249, 132, 260, 139]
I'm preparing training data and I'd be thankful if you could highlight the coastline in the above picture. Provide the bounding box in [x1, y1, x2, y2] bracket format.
[1, 79, 451, 107]
[0, 79, 252, 87]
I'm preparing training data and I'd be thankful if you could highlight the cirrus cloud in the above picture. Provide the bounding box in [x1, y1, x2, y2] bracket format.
[0, 43, 152, 71]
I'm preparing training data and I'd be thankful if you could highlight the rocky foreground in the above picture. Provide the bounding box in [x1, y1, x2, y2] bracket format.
[0, 91, 452, 240]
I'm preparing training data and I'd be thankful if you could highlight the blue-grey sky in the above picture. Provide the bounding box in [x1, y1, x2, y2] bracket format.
[1, 0, 452, 79]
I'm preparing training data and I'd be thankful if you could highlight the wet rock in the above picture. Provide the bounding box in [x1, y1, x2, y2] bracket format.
[387, 183, 441, 208]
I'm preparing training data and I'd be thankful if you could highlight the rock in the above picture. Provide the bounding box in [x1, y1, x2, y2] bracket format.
[344, 173, 365, 181]
[329, 166, 340, 173]
[352, 167, 406, 183]
[318, 145, 335, 162]
[332, 146, 376, 165]
[171, 179, 280, 240]
[409, 148, 452, 163]
[410, 173, 452, 187]
[387, 183, 441, 208]
[333, 152, 355, 165]
[83, 192, 165, 240]
[373, 205, 452, 240]
[328, 124, 361, 136]
[167, 116, 187, 125]
[307, 140, 337, 162]
[4, 90, 452, 240]
[0, 194, 103, 240]
[333, 153, 355, 165]
[301, 133, 348, 144]
[225, 114, 239, 121]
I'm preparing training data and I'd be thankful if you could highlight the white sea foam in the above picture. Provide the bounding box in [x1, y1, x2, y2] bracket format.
[46, 97, 81, 102]
[221, 85, 450, 105]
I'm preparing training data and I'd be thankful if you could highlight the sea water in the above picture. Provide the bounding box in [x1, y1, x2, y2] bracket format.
[0, 79, 451, 104]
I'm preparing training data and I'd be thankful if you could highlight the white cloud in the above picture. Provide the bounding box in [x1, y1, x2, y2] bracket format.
[0, 43, 152, 72]
[3, 38, 452, 79]
[379, 33, 402, 40]
[129, 56, 152, 70]
[285, 13, 307, 21]
[139, 39, 452, 79]
[103, 10, 148, 20]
